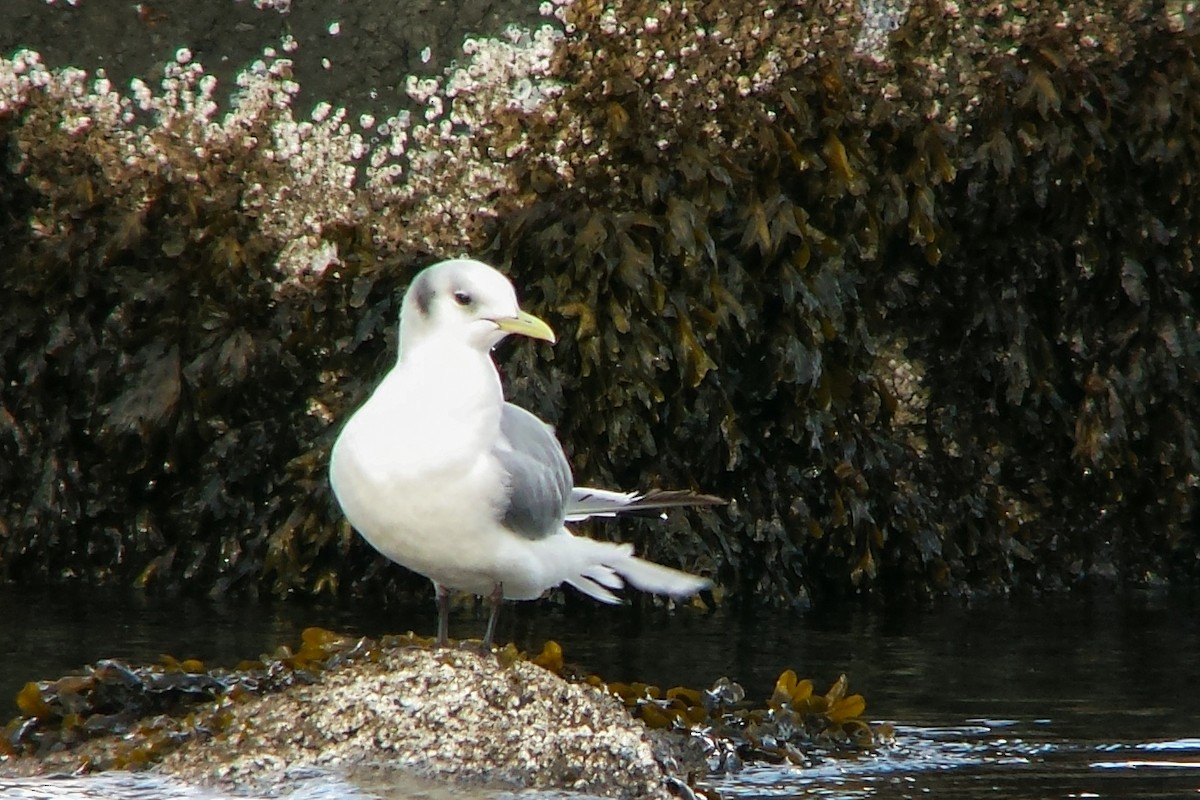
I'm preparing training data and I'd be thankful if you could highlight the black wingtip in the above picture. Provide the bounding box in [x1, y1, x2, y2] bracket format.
[636, 489, 728, 507]
[606, 489, 727, 518]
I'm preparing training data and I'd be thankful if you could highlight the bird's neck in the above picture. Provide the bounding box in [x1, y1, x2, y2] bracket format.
[389, 340, 504, 420]
[339, 341, 504, 483]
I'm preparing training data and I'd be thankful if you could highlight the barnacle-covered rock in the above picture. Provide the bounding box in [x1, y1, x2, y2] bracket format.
[1, 627, 375, 763]
[487, 0, 1200, 602]
[1, 0, 1198, 606]
[2, 632, 879, 796]
[154, 646, 692, 798]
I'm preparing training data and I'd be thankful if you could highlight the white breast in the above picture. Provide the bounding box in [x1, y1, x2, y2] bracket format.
[329, 343, 515, 592]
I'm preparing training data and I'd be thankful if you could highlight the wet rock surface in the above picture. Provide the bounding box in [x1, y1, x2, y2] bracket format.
[2, 640, 698, 799]
[156, 647, 688, 798]
[0, 622, 881, 796]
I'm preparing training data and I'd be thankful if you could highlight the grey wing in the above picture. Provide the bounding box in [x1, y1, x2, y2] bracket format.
[493, 403, 573, 539]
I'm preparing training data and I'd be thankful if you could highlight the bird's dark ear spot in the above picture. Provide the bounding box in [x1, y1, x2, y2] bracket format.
[411, 272, 434, 316]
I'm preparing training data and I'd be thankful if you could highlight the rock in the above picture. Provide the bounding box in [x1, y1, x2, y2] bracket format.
[155, 646, 694, 799]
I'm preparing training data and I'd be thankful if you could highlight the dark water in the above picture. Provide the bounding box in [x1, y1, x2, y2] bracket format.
[2, 585, 1199, 798]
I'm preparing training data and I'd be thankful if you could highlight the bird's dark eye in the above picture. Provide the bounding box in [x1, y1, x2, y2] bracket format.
[452, 290, 472, 307]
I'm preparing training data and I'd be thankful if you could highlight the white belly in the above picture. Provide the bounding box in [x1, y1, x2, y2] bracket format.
[328, 352, 556, 598]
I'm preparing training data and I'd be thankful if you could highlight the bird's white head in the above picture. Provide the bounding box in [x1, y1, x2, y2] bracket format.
[397, 259, 556, 359]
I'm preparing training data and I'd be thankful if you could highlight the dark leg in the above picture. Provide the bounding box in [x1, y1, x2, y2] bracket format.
[481, 582, 504, 651]
[434, 583, 450, 647]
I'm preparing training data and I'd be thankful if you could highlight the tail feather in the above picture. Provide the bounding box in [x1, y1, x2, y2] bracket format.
[580, 563, 625, 590]
[567, 575, 622, 604]
[613, 555, 712, 598]
[548, 530, 710, 604]
[566, 487, 726, 521]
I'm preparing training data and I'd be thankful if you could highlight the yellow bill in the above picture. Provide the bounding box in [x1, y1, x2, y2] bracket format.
[494, 310, 556, 343]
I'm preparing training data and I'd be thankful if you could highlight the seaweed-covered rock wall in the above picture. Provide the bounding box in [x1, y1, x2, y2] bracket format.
[487, 1, 1200, 602]
[1, 1, 1197, 605]
[895, 5, 1200, 592]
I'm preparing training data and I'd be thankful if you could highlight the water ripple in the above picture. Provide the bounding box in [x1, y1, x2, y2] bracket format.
[706, 722, 1200, 799]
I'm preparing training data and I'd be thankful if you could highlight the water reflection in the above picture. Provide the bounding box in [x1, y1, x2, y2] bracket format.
[4, 585, 1200, 726]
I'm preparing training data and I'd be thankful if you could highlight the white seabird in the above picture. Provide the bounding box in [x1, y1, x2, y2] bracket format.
[329, 258, 719, 647]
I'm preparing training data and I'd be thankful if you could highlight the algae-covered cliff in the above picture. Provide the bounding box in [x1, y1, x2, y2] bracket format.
[1, 1, 1196, 605]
